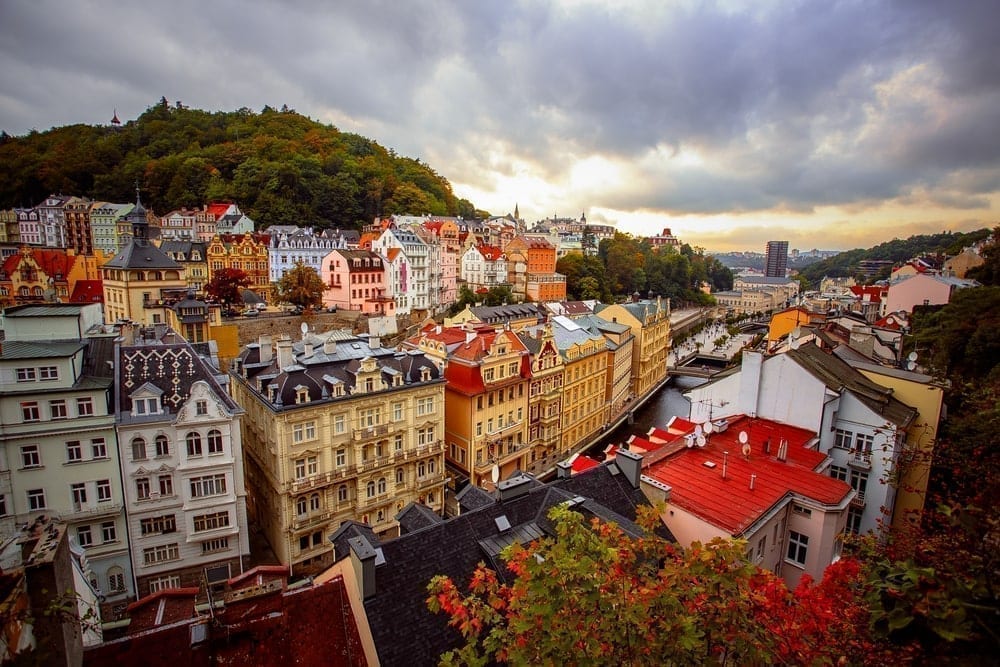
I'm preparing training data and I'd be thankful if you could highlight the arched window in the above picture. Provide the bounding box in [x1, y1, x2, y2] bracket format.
[428, 459, 436, 474]
[310, 493, 320, 511]
[395, 468, 404, 484]
[155, 435, 169, 457]
[366, 481, 375, 498]
[186, 432, 202, 456]
[207, 430, 223, 454]
[131, 437, 147, 461]
[418, 461, 426, 477]
[338, 485, 348, 502]
[296, 496, 307, 516]
[377, 478, 386, 494]
[107, 566, 125, 593]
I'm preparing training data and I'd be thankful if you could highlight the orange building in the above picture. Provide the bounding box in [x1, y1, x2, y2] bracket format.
[505, 235, 566, 301]
[0, 247, 105, 308]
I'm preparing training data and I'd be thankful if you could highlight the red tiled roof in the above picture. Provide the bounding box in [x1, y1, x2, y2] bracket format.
[207, 202, 232, 219]
[643, 415, 851, 535]
[850, 285, 884, 302]
[477, 244, 504, 261]
[359, 232, 378, 249]
[69, 280, 104, 303]
[569, 453, 600, 473]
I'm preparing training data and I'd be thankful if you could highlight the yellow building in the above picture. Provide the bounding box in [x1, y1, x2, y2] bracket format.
[595, 297, 670, 400]
[206, 233, 272, 303]
[856, 363, 945, 534]
[230, 331, 447, 574]
[767, 306, 826, 351]
[411, 325, 531, 488]
[517, 325, 564, 475]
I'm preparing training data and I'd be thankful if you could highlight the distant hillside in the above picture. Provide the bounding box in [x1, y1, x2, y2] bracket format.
[795, 230, 992, 287]
[0, 99, 483, 229]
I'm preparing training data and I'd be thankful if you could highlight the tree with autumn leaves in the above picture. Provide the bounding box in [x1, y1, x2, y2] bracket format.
[428, 505, 892, 666]
[275, 261, 326, 310]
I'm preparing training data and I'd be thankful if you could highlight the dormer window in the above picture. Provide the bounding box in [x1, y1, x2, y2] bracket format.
[421, 367, 432, 382]
[134, 397, 160, 415]
[295, 387, 310, 404]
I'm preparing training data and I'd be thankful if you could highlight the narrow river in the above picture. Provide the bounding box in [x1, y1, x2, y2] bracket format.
[587, 384, 693, 460]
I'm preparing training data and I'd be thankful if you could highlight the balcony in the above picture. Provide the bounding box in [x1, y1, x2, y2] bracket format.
[291, 510, 334, 532]
[62, 501, 123, 522]
[358, 492, 391, 509]
[405, 440, 445, 460]
[848, 450, 872, 470]
[355, 454, 396, 474]
[539, 411, 560, 425]
[475, 441, 531, 472]
[289, 468, 352, 494]
[416, 474, 444, 491]
[850, 491, 866, 508]
[353, 424, 391, 442]
[485, 419, 523, 438]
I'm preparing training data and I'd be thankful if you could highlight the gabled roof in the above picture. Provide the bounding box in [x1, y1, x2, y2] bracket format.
[69, 280, 104, 303]
[644, 415, 851, 535]
[355, 464, 671, 666]
[787, 344, 917, 427]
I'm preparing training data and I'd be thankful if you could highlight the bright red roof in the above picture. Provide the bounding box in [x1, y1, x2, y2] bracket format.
[207, 202, 232, 219]
[569, 453, 600, 473]
[477, 244, 504, 261]
[69, 280, 104, 303]
[643, 415, 851, 535]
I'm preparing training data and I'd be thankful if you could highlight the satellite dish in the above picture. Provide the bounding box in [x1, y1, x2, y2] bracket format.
[789, 338, 800, 350]
[907, 351, 918, 362]
[694, 424, 704, 437]
[696, 435, 706, 447]
[300, 322, 308, 334]
[906, 361, 916, 371]
[742, 443, 751, 457]
[703, 421, 714, 434]
[791, 326, 801, 338]
[738, 431, 749, 444]
[491, 465, 500, 484]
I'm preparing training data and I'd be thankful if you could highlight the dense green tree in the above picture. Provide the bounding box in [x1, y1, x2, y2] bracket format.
[275, 262, 326, 310]
[0, 101, 470, 230]
[483, 284, 515, 307]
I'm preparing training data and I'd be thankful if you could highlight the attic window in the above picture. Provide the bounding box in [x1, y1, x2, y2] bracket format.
[420, 367, 431, 382]
[295, 387, 309, 404]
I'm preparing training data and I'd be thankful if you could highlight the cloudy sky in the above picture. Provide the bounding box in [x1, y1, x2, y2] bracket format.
[2, 1, 998, 252]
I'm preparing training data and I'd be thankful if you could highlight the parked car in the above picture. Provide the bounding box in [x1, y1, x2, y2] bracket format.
[255, 302, 268, 311]
[242, 308, 259, 317]
[326, 304, 338, 313]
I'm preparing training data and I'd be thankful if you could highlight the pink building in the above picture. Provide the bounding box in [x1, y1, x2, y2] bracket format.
[885, 273, 978, 314]
[321, 249, 394, 315]
[440, 248, 458, 305]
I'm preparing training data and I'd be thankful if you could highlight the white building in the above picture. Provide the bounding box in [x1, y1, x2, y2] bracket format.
[266, 226, 359, 283]
[686, 346, 917, 536]
[460, 244, 507, 292]
[0, 304, 134, 605]
[115, 325, 249, 597]
[372, 227, 431, 311]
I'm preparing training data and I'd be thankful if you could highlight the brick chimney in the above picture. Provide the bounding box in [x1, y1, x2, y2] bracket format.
[615, 449, 643, 489]
[258, 335, 273, 364]
[497, 474, 533, 502]
[276, 337, 294, 369]
[349, 536, 377, 600]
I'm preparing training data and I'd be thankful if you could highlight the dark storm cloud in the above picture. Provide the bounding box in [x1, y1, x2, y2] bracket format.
[1, 0, 998, 224]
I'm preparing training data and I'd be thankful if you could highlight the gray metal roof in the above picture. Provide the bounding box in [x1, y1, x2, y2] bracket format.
[3, 304, 88, 317]
[0, 340, 85, 359]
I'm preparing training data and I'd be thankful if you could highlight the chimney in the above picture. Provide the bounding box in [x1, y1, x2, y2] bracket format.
[615, 449, 643, 489]
[777, 439, 788, 462]
[303, 341, 314, 357]
[497, 475, 533, 502]
[259, 335, 273, 364]
[556, 461, 572, 479]
[466, 330, 475, 344]
[276, 338, 295, 369]
[348, 536, 377, 600]
[323, 338, 337, 355]
[369, 336, 381, 350]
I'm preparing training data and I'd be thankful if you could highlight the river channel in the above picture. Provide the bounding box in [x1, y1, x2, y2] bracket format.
[586, 384, 694, 460]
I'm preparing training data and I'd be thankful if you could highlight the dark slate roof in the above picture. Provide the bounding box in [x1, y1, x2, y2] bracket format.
[454, 483, 495, 513]
[117, 330, 240, 420]
[787, 344, 917, 427]
[103, 240, 182, 270]
[469, 303, 545, 323]
[359, 464, 671, 666]
[395, 502, 444, 534]
[234, 333, 442, 411]
[2, 304, 90, 318]
[330, 521, 381, 563]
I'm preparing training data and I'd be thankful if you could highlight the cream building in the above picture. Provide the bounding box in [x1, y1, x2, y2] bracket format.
[230, 330, 447, 574]
[594, 297, 670, 401]
[0, 304, 133, 606]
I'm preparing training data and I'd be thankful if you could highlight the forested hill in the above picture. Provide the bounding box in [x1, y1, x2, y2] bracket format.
[796, 229, 992, 286]
[0, 99, 482, 229]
